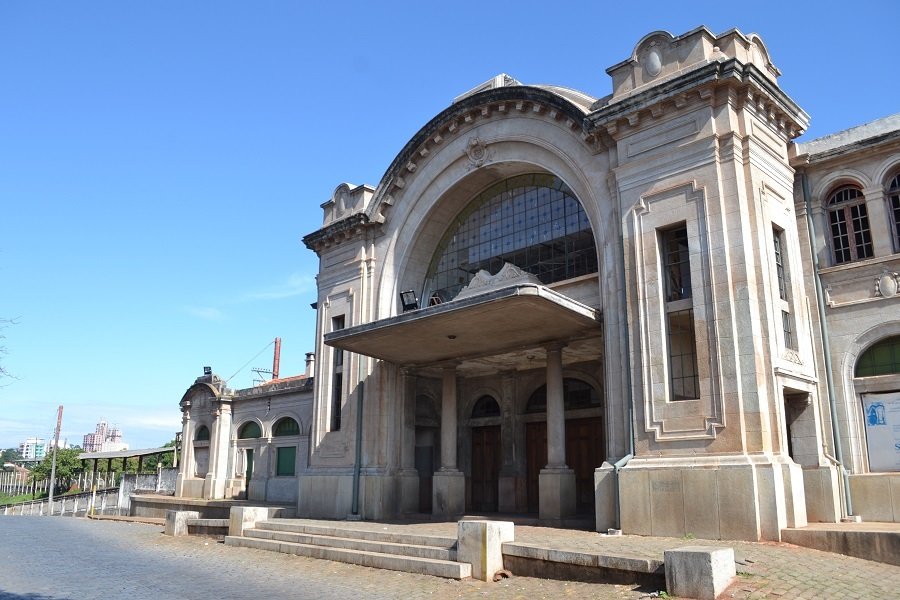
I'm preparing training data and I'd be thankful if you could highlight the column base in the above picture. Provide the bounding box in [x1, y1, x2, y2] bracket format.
[539, 467, 576, 521]
[432, 470, 465, 518]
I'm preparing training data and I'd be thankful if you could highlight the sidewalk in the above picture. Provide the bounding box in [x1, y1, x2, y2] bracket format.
[303, 517, 900, 598]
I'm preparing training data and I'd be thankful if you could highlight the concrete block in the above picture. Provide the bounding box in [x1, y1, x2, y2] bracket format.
[682, 469, 720, 539]
[538, 467, 575, 521]
[594, 464, 616, 532]
[620, 469, 651, 536]
[229, 506, 271, 537]
[432, 471, 465, 517]
[456, 520, 514, 581]
[164, 510, 199, 537]
[850, 474, 897, 522]
[716, 468, 760, 541]
[649, 470, 685, 537]
[664, 546, 735, 600]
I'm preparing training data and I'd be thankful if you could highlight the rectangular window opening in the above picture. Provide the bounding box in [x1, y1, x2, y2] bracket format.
[331, 315, 345, 431]
[661, 225, 699, 401]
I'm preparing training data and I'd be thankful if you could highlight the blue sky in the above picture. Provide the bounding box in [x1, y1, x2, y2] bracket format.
[1, 1, 898, 450]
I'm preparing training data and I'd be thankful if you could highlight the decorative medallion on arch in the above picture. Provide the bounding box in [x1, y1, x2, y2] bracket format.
[423, 173, 597, 304]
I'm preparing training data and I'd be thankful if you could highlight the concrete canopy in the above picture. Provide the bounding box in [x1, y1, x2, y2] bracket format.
[324, 284, 601, 368]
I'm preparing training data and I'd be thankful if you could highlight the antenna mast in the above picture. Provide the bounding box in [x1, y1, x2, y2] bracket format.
[252, 337, 281, 385]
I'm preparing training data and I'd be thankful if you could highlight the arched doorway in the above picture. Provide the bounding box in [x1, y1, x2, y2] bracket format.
[524, 378, 604, 514]
[855, 335, 900, 472]
[469, 396, 502, 512]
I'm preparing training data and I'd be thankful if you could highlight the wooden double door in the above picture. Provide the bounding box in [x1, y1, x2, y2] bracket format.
[525, 417, 604, 514]
[470, 425, 502, 512]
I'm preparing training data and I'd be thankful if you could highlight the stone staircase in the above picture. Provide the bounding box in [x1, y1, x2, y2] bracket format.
[224, 519, 471, 579]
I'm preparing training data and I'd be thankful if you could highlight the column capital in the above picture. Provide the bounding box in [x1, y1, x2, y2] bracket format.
[544, 341, 568, 353]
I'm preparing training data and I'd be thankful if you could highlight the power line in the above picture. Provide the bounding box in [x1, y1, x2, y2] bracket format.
[225, 339, 275, 384]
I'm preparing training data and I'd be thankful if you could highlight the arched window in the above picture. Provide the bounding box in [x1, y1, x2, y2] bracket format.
[424, 173, 597, 303]
[471, 396, 501, 418]
[525, 379, 601, 413]
[856, 336, 900, 377]
[888, 173, 900, 252]
[273, 417, 300, 437]
[194, 425, 210, 442]
[827, 185, 872, 264]
[237, 421, 262, 439]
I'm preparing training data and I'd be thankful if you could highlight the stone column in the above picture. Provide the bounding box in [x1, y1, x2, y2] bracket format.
[498, 371, 518, 512]
[175, 403, 192, 497]
[546, 345, 566, 468]
[205, 399, 233, 500]
[399, 369, 419, 514]
[539, 343, 576, 521]
[433, 365, 464, 517]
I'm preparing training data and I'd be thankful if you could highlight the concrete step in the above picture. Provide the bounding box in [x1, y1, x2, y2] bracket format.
[245, 527, 455, 561]
[258, 519, 457, 549]
[224, 535, 471, 579]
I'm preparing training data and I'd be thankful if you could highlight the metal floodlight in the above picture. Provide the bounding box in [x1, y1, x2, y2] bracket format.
[400, 290, 419, 312]
[203, 366, 212, 376]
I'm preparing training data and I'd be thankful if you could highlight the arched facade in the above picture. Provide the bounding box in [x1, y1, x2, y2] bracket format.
[175, 26, 900, 538]
[300, 27, 827, 539]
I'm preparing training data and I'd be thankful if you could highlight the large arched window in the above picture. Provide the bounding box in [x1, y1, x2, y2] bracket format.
[194, 425, 210, 441]
[237, 421, 262, 439]
[856, 336, 900, 377]
[424, 173, 597, 303]
[827, 185, 872, 264]
[888, 173, 900, 252]
[273, 417, 300, 437]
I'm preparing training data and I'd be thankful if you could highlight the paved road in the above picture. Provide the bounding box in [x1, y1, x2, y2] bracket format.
[0, 517, 645, 599]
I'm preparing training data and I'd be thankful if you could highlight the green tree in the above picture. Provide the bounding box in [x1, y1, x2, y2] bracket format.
[30, 447, 83, 487]
[1, 448, 22, 465]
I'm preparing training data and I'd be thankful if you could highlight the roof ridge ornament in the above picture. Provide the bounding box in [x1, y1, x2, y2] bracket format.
[454, 263, 542, 301]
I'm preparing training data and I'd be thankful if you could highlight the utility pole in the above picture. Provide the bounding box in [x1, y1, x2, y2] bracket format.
[48, 405, 63, 513]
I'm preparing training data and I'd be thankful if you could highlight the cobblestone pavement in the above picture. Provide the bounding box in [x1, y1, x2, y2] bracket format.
[1, 516, 898, 599]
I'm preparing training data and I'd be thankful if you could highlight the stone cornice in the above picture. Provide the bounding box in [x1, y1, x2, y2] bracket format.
[363, 86, 596, 226]
[587, 59, 809, 141]
[302, 212, 370, 254]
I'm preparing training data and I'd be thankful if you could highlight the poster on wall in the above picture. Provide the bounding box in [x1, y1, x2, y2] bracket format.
[862, 392, 900, 472]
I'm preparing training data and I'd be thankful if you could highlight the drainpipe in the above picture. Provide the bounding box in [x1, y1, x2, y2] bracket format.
[801, 171, 853, 518]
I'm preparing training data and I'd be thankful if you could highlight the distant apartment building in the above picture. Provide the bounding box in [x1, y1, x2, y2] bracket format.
[18, 437, 46, 461]
[82, 419, 128, 453]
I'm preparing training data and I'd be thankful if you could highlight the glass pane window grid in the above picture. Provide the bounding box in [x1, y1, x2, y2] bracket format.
[773, 229, 787, 301]
[667, 309, 700, 400]
[855, 336, 900, 377]
[827, 186, 872, 263]
[782, 310, 796, 350]
[425, 174, 597, 302]
[274, 418, 300, 437]
[662, 227, 692, 302]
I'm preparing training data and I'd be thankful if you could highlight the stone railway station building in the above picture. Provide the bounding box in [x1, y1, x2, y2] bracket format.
[175, 26, 900, 541]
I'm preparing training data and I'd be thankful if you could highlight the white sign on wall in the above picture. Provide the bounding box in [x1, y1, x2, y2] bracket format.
[862, 391, 900, 473]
